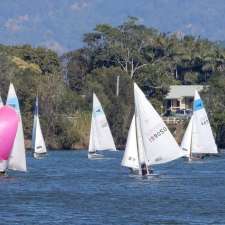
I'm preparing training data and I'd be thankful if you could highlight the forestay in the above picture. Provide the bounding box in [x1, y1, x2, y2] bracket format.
[88, 93, 116, 153]
[134, 83, 184, 165]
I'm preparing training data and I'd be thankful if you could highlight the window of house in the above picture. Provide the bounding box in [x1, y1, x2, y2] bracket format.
[174, 99, 180, 107]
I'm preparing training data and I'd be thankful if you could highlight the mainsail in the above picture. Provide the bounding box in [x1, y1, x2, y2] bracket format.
[6, 83, 27, 172]
[190, 90, 217, 154]
[133, 83, 184, 165]
[88, 93, 116, 153]
[34, 116, 47, 155]
[32, 96, 47, 156]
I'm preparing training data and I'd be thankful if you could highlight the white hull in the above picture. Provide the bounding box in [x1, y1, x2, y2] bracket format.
[88, 152, 104, 159]
[33, 152, 47, 159]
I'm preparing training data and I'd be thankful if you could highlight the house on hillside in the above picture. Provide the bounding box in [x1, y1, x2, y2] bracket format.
[164, 85, 204, 117]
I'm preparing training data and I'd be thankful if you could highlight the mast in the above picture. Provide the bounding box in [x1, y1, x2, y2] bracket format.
[189, 116, 193, 161]
[134, 113, 141, 175]
[189, 129, 192, 161]
[134, 110, 149, 176]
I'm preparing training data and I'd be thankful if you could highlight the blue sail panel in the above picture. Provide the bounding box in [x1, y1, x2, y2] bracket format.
[193, 99, 204, 111]
[93, 107, 104, 117]
[6, 97, 19, 112]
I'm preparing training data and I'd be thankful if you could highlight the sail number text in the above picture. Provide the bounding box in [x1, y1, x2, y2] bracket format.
[148, 126, 168, 143]
[200, 118, 209, 126]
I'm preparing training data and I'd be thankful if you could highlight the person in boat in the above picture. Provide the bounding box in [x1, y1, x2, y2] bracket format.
[0, 171, 6, 176]
[141, 163, 148, 176]
[140, 164, 154, 176]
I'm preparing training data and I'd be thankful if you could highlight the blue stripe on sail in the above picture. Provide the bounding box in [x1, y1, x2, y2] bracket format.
[94, 107, 103, 117]
[194, 99, 204, 111]
[6, 97, 19, 111]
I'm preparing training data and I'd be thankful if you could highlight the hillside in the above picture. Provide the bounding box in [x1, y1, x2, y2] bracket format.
[1, 17, 225, 149]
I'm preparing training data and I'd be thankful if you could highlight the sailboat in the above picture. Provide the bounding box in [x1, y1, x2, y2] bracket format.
[4, 83, 27, 172]
[0, 106, 19, 175]
[122, 83, 185, 176]
[32, 96, 47, 159]
[181, 90, 218, 161]
[88, 93, 116, 159]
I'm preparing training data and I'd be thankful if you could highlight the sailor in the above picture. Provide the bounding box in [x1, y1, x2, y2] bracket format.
[0, 160, 8, 176]
[141, 163, 148, 176]
[0, 171, 6, 176]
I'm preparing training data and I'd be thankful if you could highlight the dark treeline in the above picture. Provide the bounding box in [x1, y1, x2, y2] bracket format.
[1, 17, 225, 149]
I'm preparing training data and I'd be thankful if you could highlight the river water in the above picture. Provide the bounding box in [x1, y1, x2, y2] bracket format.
[0, 150, 224, 225]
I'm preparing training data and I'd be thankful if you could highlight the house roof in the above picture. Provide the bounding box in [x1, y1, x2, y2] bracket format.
[165, 85, 204, 99]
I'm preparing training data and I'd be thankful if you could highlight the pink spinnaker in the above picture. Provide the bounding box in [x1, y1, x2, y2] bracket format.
[0, 106, 19, 160]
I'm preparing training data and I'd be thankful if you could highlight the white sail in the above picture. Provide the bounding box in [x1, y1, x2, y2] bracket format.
[0, 96, 3, 107]
[34, 116, 47, 154]
[31, 96, 47, 155]
[6, 83, 27, 172]
[88, 93, 116, 152]
[191, 90, 217, 154]
[134, 83, 184, 165]
[0, 160, 8, 172]
[135, 112, 150, 168]
[88, 114, 98, 153]
[0, 96, 5, 170]
[121, 116, 139, 170]
[181, 116, 193, 157]
[31, 96, 38, 149]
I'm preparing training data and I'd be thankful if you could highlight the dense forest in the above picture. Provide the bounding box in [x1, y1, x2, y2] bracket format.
[1, 17, 225, 149]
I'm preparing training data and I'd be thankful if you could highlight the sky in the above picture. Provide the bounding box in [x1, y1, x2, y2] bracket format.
[0, 0, 225, 54]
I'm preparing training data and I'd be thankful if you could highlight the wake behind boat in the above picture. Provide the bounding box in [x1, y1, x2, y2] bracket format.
[88, 93, 116, 159]
[122, 83, 185, 176]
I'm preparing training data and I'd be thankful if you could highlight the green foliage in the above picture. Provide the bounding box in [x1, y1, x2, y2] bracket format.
[1, 17, 225, 148]
[203, 73, 225, 147]
[64, 18, 225, 148]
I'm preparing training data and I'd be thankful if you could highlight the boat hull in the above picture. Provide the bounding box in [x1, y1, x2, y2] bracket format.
[88, 153, 104, 160]
[33, 152, 47, 159]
